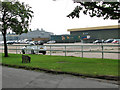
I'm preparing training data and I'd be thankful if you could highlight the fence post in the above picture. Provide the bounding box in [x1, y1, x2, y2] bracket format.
[81, 45, 83, 58]
[65, 45, 66, 56]
[50, 45, 51, 55]
[37, 45, 38, 54]
[16, 46, 17, 54]
[101, 45, 104, 59]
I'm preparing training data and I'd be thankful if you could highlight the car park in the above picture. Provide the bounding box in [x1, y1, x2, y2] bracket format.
[6, 41, 15, 44]
[104, 39, 114, 43]
[37, 41, 44, 45]
[112, 40, 118, 44]
[112, 39, 120, 44]
[14, 40, 19, 44]
[29, 41, 44, 45]
[17, 40, 24, 44]
[29, 41, 35, 45]
[93, 40, 104, 44]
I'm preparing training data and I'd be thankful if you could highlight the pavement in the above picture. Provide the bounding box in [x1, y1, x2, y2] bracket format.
[0, 65, 2, 90]
[2, 66, 118, 88]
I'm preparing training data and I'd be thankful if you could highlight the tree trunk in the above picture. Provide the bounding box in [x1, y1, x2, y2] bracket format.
[2, 9, 8, 57]
[3, 33, 8, 57]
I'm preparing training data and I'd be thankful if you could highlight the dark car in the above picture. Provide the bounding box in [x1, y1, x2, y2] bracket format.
[104, 39, 114, 43]
[38, 41, 44, 45]
[32, 41, 44, 45]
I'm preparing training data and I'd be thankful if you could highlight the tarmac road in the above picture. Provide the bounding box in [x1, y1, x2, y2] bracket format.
[2, 66, 118, 88]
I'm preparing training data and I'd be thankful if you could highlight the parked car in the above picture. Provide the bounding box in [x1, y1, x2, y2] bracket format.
[6, 41, 15, 44]
[104, 39, 114, 43]
[22, 45, 47, 55]
[17, 40, 26, 44]
[29, 41, 44, 45]
[29, 41, 35, 45]
[93, 40, 104, 44]
[112, 39, 120, 44]
[0, 41, 4, 44]
[47, 41, 56, 44]
[37, 41, 44, 45]
[14, 40, 18, 44]
[112, 40, 118, 44]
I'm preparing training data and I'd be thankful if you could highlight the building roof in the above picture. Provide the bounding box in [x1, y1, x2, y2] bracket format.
[7, 35, 19, 36]
[67, 25, 119, 32]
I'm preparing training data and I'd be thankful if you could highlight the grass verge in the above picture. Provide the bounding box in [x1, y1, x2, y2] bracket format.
[1, 53, 119, 80]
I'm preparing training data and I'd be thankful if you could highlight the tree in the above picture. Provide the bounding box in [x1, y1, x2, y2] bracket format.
[67, 0, 120, 22]
[0, 0, 33, 57]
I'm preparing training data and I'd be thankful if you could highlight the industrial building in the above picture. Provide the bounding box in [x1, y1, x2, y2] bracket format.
[67, 25, 119, 43]
[51, 35, 81, 43]
[0, 28, 53, 42]
[1, 25, 119, 43]
[0, 33, 19, 41]
[7, 34, 19, 41]
[18, 28, 53, 41]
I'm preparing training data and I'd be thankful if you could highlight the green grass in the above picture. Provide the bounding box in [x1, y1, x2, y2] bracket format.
[2, 54, 119, 76]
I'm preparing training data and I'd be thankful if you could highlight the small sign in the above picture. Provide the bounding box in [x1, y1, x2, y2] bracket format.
[22, 55, 31, 63]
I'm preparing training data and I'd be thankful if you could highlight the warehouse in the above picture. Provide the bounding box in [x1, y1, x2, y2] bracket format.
[67, 25, 119, 43]
[50, 35, 81, 43]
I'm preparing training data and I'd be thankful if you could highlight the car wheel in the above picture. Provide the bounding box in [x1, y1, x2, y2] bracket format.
[22, 49, 25, 54]
[43, 51, 46, 55]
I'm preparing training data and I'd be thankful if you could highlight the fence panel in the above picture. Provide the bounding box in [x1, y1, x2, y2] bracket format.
[0, 44, 120, 59]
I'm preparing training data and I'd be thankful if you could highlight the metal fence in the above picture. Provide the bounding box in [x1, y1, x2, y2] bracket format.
[0, 44, 120, 59]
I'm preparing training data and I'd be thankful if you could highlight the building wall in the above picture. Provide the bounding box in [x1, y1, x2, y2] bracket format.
[0, 34, 19, 41]
[6, 35, 19, 41]
[32, 38, 49, 42]
[51, 35, 81, 43]
[70, 28, 120, 42]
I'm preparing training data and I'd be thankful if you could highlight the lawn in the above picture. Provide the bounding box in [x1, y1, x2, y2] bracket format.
[2, 54, 119, 76]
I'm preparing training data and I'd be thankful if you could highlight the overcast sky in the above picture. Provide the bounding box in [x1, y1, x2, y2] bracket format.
[19, 0, 118, 35]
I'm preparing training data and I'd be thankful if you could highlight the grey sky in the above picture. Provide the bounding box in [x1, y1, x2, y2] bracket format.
[14, 0, 119, 35]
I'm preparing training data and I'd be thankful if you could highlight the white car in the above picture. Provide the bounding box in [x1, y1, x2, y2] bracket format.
[29, 41, 35, 45]
[22, 45, 47, 55]
[47, 41, 56, 44]
[6, 41, 14, 44]
[112, 39, 120, 44]
[104, 39, 114, 43]
[0, 41, 4, 44]
[93, 40, 104, 44]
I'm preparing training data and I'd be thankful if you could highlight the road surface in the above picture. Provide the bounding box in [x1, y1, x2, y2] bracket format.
[2, 66, 118, 88]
